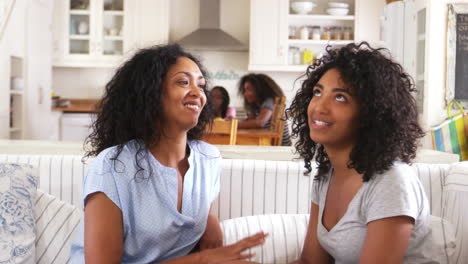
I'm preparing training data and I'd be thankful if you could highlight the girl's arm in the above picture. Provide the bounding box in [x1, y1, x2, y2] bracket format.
[358, 216, 414, 264]
[290, 203, 333, 264]
[238, 108, 272, 129]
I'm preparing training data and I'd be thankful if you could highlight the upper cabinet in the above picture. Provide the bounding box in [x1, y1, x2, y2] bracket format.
[53, 0, 169, 68]
[249, 0, 382, 72]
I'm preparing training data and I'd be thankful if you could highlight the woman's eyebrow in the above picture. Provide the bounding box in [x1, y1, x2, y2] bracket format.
[172, 71, 205, 80]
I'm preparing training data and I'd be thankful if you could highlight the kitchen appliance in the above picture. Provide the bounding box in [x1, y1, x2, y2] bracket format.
[176, 0, 247, 51]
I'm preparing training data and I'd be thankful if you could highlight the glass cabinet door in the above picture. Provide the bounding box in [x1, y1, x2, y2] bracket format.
[101, 0, 124, 56]
[69, 0, 91, 55]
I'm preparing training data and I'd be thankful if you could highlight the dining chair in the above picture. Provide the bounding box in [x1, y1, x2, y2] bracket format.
[270, 96, 287, 146]
[202, 118, 238, 145]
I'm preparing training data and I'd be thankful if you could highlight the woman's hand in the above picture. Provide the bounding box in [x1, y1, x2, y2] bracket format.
[198, 232, 268, 264]
[199, 214, 223, 250]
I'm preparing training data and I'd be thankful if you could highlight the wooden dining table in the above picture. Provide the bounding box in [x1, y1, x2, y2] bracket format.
[204, 128, 280, 146]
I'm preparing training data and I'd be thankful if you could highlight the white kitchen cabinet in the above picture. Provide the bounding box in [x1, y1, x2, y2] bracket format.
[52, 0, 169, 68]
[248, 0, 288, 71]
[249, 0, 383, 72]
[61, 113, 95, 142]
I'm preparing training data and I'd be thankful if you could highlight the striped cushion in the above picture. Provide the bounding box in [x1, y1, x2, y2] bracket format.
[35, 189, 82, 264]
[221, 214, 309, 263]
[443, 162, 468, 264]
[212, 159, 313, 221]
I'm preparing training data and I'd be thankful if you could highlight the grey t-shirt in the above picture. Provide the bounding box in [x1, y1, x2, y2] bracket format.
[311, 162, 432, 264]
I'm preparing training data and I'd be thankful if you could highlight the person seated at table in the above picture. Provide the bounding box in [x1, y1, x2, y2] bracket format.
[237, 73, 291, 146]
[69, 44, 267, 263]
[211, 86, 236, 120]
[288, 42, 433, 263]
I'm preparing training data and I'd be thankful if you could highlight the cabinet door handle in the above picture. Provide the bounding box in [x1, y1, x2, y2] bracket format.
[278, 45, 284, 57]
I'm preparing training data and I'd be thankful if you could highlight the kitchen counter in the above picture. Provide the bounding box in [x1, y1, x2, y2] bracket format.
[52, 99, 100, 113]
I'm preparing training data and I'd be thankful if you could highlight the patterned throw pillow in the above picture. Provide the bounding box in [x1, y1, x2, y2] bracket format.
[0, 163, 38, 263]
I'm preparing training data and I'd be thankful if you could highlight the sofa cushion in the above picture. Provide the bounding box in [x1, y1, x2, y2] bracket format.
[221, 214, 309, 263]
[443, 161, 468, 264]
[35, 189, 82, 264]
[429, 215, 457, 264]
[0, 163, 38, 263]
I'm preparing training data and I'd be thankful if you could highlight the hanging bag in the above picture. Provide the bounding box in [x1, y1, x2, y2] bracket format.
[431, 101, 468, 160]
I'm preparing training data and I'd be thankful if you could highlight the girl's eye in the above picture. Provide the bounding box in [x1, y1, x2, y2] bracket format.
[312, 89, 321, 96]
[198, 83, 206, 90]
[336, 94, 347, 102]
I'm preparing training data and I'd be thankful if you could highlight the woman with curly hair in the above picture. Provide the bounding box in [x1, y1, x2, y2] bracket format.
[289, 42, 432, 263]
[238, 73, 291, 145]
[210, 86, 236, 120]
[70, 44, 266, 263]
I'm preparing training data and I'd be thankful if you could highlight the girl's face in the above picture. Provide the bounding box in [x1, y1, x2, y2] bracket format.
[307, 68, 360, 149]
[161, 57, 207, 132]
[211, 88, 223, 112]
[243, 81, 257, 104]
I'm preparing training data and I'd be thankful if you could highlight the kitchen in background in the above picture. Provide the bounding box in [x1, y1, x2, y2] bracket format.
[1, 0, 388, 143]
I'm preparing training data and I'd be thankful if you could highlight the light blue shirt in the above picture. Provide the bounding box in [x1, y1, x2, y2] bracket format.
[70, 140, 221, 263]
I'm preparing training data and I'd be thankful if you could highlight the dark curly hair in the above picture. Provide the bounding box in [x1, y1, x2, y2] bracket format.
[211, 86, 230, 118]
[238, 73, 284, 115]
[287, 42, 425, 182]
[84, 44, 213, 163]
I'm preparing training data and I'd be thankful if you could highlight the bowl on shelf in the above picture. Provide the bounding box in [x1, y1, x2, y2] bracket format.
[328, 2, 349, 8]
[326, 7, 349, 16]
[291, 1, 316, 15]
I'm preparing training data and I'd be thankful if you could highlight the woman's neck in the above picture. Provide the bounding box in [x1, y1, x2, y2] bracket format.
[150, 134, 188, 168]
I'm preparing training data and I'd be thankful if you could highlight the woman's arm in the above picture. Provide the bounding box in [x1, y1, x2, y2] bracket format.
[85, 194, 267, 264]
[84, 192, 124, 264]
[238, 108, 272, 129]
[199, 205, 223, 250]
[359, 216, 414, 264]
[290, 203, 332, 264]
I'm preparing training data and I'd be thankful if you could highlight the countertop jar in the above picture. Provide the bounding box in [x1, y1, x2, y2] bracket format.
[311, 26, 321, 40]
[300, 26, 309, 40]
[321, 26, 331, 40]
[289, 26, 297, 39]
[343, 26, 353, 40]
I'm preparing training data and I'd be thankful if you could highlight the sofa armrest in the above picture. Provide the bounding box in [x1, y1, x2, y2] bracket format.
[221, 214, 309, 263]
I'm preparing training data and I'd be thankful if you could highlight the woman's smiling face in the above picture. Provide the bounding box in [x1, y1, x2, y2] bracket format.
[161, 56, 207, 132]
[307, 68, 360, 149]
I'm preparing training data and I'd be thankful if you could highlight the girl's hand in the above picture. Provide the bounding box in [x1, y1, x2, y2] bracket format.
[198, 232, 268, 264]
[200, 214, 223, 250]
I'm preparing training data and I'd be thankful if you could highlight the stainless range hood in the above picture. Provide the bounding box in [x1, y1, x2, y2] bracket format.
[176, 0, 248, 51]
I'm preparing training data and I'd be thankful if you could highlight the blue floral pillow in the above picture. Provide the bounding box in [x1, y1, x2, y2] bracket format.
[0, 163, 38, 263]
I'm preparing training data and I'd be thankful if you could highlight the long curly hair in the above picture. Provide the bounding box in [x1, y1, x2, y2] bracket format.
[287, 42, 425, 181]
[211, 86, 230, 118]
[238, 73, 284, 115]
[84, 44, 213, 162]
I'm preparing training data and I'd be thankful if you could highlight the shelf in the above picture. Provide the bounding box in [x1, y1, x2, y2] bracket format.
[288, 39, 354, 45]
[103, 10, 124, 16]
[103, 36, 123, 41]
[10, 90, 24, 95]
[288, 14, 355, 21]
[70, 10, 90, 15]
[70, 34, 90, 40]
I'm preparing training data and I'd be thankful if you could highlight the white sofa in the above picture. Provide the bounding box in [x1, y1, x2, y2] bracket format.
[0, 151, 467, 263]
